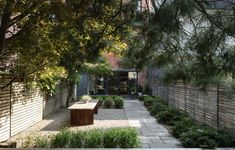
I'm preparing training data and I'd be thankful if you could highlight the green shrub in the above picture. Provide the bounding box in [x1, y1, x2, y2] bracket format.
[51, 128, 71, 148]
[96, 96, 104, 105]
[149, 101, 168, 116]
[117, 128, 140, 148]
[180, 126, 218, 148]
[103, 128, 120, 148]
[34, 136, 50, 148]
[104, 96, 113, 100]
[103, 128, 139, 148]
[84, 129, 104, 148]
[91, 95, 97, 99]
[112, 95, 120, 99]
[21, 128, 140, 148]
[172, 117, 196, 137]
[104, 97, 113, 108]
[155, 107, 186, 125]
[143, 96, 154, 107]
[70, 130, 84, 148]
[138, 95, 147, 101]
[216, 130, 235, 147]
[22, 136, 36, 148]
[114, 97, 124, 108]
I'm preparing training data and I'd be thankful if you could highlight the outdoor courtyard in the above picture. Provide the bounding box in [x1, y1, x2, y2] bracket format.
[7, 98, 181, 148]
[0, 0, 235, 149]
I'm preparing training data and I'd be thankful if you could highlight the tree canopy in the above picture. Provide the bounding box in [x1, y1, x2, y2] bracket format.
[0, 0, 135, 106]
[121, 0, 235, 87]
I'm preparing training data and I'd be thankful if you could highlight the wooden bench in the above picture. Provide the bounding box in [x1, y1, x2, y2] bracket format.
[68, 99, 98, 126]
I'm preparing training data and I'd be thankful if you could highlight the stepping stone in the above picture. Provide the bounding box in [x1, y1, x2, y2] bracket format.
[149, 143, 182, 148]
[163, 139, 181, 144]
[160, 136, 177, 140]
[141, 143, 150, 148]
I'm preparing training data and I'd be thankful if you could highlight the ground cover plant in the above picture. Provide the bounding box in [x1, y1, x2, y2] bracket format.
[22, 127, 140, 148]
[139, 96, 235, 148]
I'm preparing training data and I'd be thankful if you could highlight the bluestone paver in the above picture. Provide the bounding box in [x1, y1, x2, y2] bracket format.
[124, 99, 182, 148]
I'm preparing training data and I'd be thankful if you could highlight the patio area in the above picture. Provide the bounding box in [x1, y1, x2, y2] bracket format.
[7, 98, 181, 148]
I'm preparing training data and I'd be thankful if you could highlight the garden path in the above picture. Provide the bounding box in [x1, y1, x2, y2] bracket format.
[124, 98, 182, 148]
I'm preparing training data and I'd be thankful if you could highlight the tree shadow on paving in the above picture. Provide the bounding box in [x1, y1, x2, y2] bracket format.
[40, 108, 128, 131]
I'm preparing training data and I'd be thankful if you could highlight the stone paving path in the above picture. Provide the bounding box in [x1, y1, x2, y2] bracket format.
[123, 98, 182, 148]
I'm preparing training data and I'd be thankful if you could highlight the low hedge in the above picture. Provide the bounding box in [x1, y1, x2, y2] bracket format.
[143, 96, 154, 107]
[90, 95, 124, 108]
[179, 126, 219, 148]
[22, 128, 140, 148]
[171, 117, 196, 138]
[138, 95, 148, 101]
[143, 96, 235, 148]
[114, 97, 124, 108]
[155, 107, 187, 126]
[104, 97, 113, 108]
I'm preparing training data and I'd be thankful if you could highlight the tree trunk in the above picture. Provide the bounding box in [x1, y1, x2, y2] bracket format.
[0, 0, 13, 55]
[66, 80, 75, 107]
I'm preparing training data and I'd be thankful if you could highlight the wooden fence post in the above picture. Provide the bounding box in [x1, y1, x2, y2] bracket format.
[9, 83, 12, 138]
[184, 83, 186, 112]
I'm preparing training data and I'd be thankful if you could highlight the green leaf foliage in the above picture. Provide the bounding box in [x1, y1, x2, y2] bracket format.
[22, 127, 139, 148]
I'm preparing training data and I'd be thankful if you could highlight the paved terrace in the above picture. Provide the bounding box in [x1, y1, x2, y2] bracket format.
[124, 99, 181, 148]
[8, 98, 182, 148]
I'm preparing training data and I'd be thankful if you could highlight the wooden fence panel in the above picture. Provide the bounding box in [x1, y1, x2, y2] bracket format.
[11, 83, 43, 137]
[218, 87, 235, 130]
[152, 81, 235, 131]
[168, 85, 174, 106]
[0, 83, 11, 142]
[174, 82, 186, 111]
[197, 87, 217, 128]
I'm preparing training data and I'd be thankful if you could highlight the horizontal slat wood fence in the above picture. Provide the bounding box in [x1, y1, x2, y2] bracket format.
[0, 82, 11, 142]
[151, 80, 235, 131]
[0, 81, 68, 142]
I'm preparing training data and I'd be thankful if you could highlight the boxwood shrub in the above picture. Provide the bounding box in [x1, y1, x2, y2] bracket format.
[155, 107, 186, 125]
[104, 97, 113, 108]
[216, 130, 235, 147]
[114, 97, 124, 108]
[143, 96, 154, 107]
[138, 95, 147, 101]
[96, 96, 104, 106]
[172, 117, 196, 138]
[148, 101, 168, 116]
[179, 126, 219, 148]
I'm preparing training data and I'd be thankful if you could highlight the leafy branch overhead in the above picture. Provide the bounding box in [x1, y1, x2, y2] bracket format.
[0, 0, 134, 94]
[122, 0, 235, 87]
